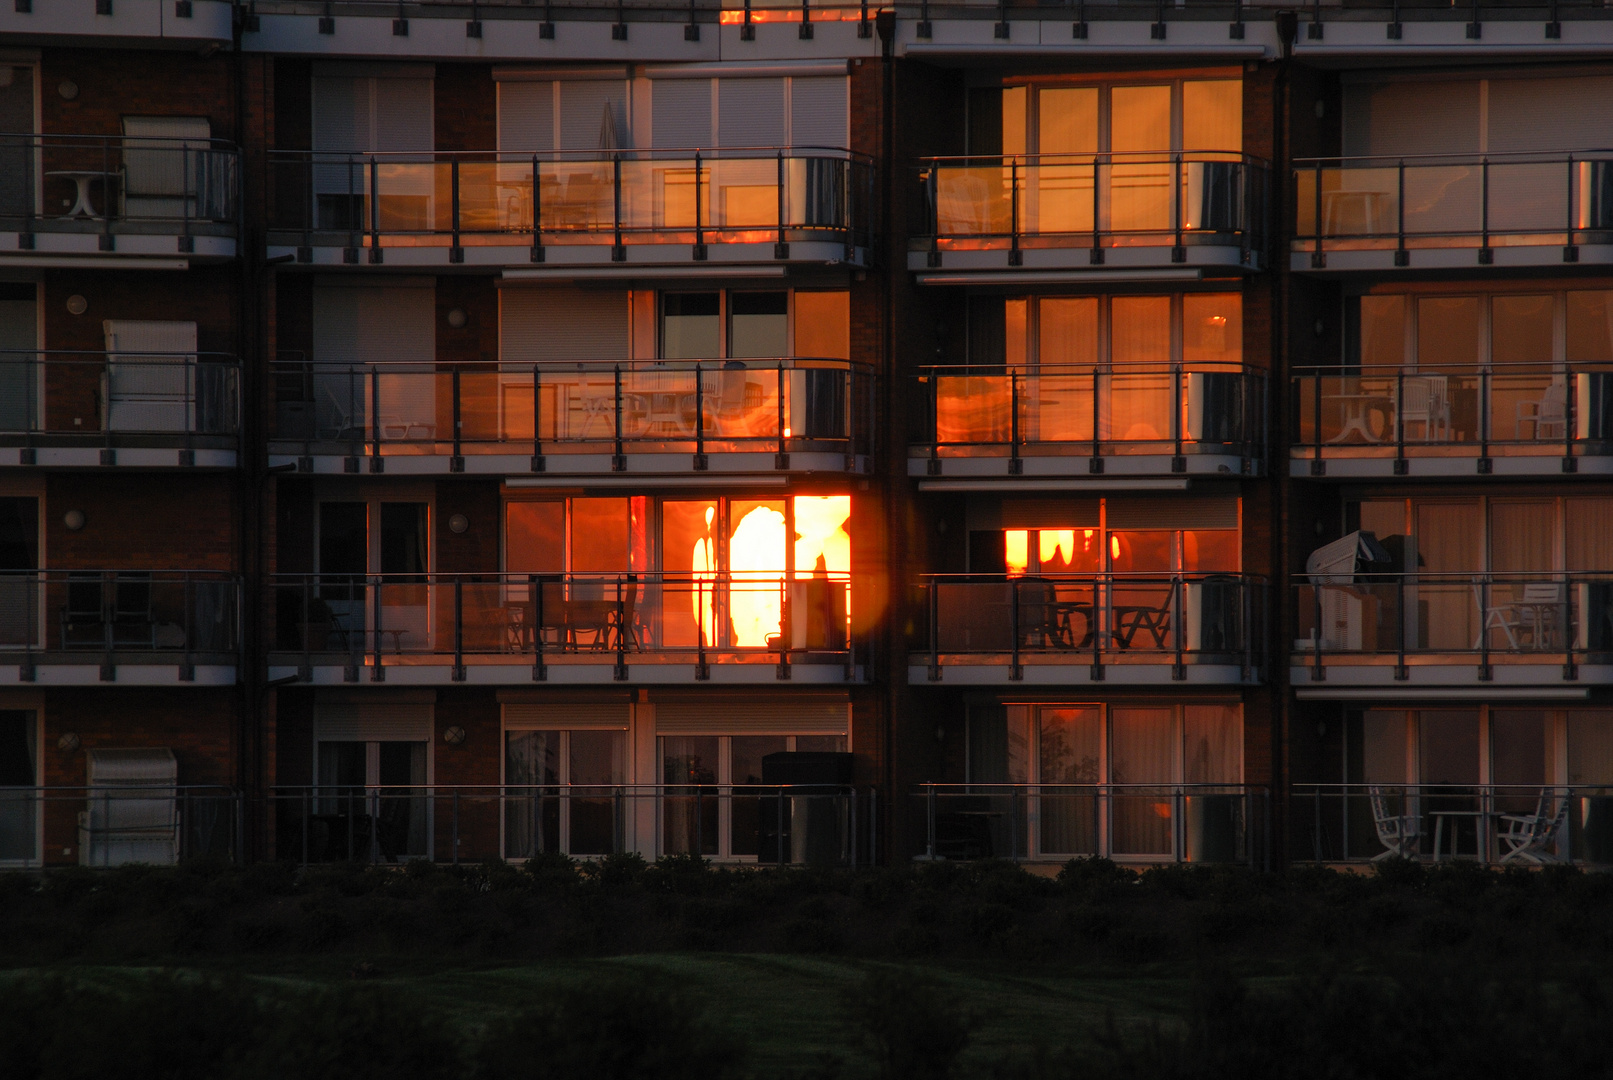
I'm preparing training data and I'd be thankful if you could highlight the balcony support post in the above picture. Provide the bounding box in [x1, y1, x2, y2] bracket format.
[1394, 580, 1407, 681]
[1564, 155, 1578, 262]
[179, 145, 193, 253]
[1310, 369, 1325, 475]
[1479, 577, 1493, 682]
[369, 365, 383, 473]
[1564, 572, 1578, 681]
[926, 376, 941, 476]
[1478, 158, 1492, 264]
[1310, 161, 1325, 268]
[1091, 575, 1105, 681]
[612, 365, 626, 471]
[1172, 576, 1185, 681]
[368, 156, 382, 264]
[775, 361, 789, 469]
[370, 575, 384, 682]
[451, 367, 464, 471]
[1090, 156, 1104, 264]
[693, 362, 707, 469]
[1073, 0, 1087, 38]
[99, 138, 114, 252]
[300, 575, 312, 681]
[1564, 360, 1577, 473]
[452, 579, 465, 682]
[530, 154, 545, 262]
[612, 154, 625, 262]
[1008, 370, 1022, 474]
[693, 151, 706, 260]
[531, 366, 544, 472]
[1477, 369, 1491, 473]
[1171, 152, 1185, 262]
[1009, 579, 1022, 681]
[696, 576, 709, 680]
[614, 574, 629, 681]
[1394, 370, 1407, 475]
[1172, 362, 1186, 472]
[449, 158, 463, 263]
[532, 574, 546, 682]
[775, 152, 790, 258]
[1311, 584, 1325, 682]
[1008, 156, 1021, 265]
[928, 579, 940, 681]
[926, 165, 941, 268]
[180, 574, 194, 682]
[1394, 161, 1408, 266]
[1090, 366, 1103, 473]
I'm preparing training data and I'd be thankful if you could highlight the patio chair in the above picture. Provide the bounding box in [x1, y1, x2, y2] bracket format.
[1517, 379, 1568, 441]
[1473, 581, 1565, 651]
[60, 573, 107, 649]
[1368, 785, 1422, 861]
[1496, 790, 1569, 865]
[1399, 376, 1450, 442]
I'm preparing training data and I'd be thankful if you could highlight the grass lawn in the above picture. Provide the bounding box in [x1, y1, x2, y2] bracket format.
[5, 955, 1194, 1075]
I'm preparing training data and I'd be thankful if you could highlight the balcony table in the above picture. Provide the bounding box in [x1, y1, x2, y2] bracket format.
[1431, 808, 1488, 862]
[47, 170, 114, 219]
[1323, 392, 1394, 444]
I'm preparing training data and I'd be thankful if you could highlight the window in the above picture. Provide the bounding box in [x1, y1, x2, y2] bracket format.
[993, 77, 1241, 156]
[659, 289, 843, 360]
[660, 733, 846, 859]
[0, 710, 37, 863]
[964, 703, 1242, 858]
[984, 495, 1240, 575]
[504, 495, 851, 650]
[505, 728, 627, 857]
[121, 117, 212, 220]
[316, 498, 431, 650]
[316, 740, 428, 861]
[312, 72, 434, 230]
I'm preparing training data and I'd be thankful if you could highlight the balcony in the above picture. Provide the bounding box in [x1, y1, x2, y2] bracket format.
[269, 358, 871, 477]
[912, 783, 1270, 866]
[0, 352, 239, 469]
[1295, 153, 1613, 272]
[0, 134, 239, 265]
[910, 153, 1267, 281]
[1292, 785, 1608, 867]
[1292, 574, 1613, 695]
[912, 573, 1266, 686]
[269, 572, 863, 685]
[0, 0, 234, 46]
[0, 570, 240, 687]
[265, 783, 874, 866]
[1292, 365, 1613, 478]
[911, 363, 1265, 486]
[266, 148, 872, 272]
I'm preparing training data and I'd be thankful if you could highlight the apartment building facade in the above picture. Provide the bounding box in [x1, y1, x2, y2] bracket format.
[1, 0, 1609, 869]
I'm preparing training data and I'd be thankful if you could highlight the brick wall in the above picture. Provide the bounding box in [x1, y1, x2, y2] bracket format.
[432, 688, 499, 860]
[435, 64, 496, 153]
[44, 473, 236, 572]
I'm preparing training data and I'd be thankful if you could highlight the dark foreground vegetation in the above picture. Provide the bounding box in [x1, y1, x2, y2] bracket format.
[3, 857, 1613, 1079]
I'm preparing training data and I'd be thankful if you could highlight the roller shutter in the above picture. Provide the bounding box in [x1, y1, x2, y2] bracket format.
[498, 81, 554, 153]
[499, 287, 629, 362]
[1342, 80, 1479, 158]
[1487, 76, 1613, 154]
[315, 701, 435, 742]
[1105, 496, 1239, 530]
[652, 78, 713, 150]
[503, 703, 632, 729]
[718, 78, 786, 148]
[654, 697, 848, 734]
[789, 77, 848, 148]
[560, 80, 629, 151]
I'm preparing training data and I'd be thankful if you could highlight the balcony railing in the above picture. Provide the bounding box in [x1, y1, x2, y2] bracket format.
[0, 570, 240, 660]
[1293, 364, 1613, 460]
[915, 363, 1265, 466]
[917, 573, 1267, 673]
[0, 133, 239, 241]
[914, 152, 1267, 262]
[912, 783, 1269, 865]
[1292, 784, 1611, 866]
[267, 784, 875, 866]
[0, 785, 240, 868]
[1294, 573, 1613, 667]
[270, 358, 871, 465]
[268, 147, 873, 257]
[0, 351, 240, 453]
[1295, 152, 1613, 258]
[272, 571, 858, 677]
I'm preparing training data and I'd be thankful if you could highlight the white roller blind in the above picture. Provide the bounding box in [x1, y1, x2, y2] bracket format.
[499, 81, 554, 153]
[503, 703, 631, 729]
[789, 77, 848, 147]
[313, 76, 433, 154]
[655, 697, 848, 734]
[103, 319, 196, 432]
[313, 75, 369, 154]
[316, 701, 434, 742]
[103, 320, 197, 355]
[500, 287, 629, 362]
[560, 80, 629, 151]
[1106, 496, 1239, 531]
[652, 79, 713, 150]
[718, 78, 786, 148]
[375, 78, 435, 154]
[312, 282, 435, 364]
[1343, 80, 1480, 158]
[1001, 498, 1102, 529]
[1488, 76, 1613, 155]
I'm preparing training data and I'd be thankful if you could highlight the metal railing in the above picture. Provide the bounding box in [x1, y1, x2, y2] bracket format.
[915, 362, 1265, 463]
[1296, 151, 1613, 253]
[0, 133, 239, 238]
[241, 0, 889, 26]
[917, 573, 1267, 674]
[272, 571, 858, 678]
[269, 783, 876, 867]
[1293, 364, 1613, 461]
[0, 570, 240, 659]
[0, 785, 240, 868]
[915, 152, 1267, 258]
[912, 783, 1269, 866]
[0, 351, 240, 448]
[270, 357, 872, 462]
[1292, 784, 1613, 866]
[268, 146, 873, 254]
[1294, 573, 1613, 671]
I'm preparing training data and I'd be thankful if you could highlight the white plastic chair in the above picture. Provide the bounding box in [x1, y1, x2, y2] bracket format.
[1496, 790, 1569, 864]
[1399, 376, 1450, 441]
[1517, 380, 1568, 441]
[1368, 785, 1422, 861]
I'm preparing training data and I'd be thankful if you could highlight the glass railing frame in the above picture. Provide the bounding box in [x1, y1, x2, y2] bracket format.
[914, 361, 1266, 467]
[913, 150, 1268, 261]
[268, 145, 875, 259]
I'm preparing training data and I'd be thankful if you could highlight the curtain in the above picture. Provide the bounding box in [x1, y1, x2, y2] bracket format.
[662, 735, 719, 856]
[1182, 705, 1241, 784]
[1037, 707, 1100, 856]
[1568, 710, 1613, 786]
[505, 730, 560, 858]
[1111, 707, 1174, 855]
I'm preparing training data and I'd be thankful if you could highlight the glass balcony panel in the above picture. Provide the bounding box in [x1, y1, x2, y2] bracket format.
[620, 366, 700, 440]
[1103, 371, 1173, 444]
[1494, 372, 1568, 443]
[1107, 161, 1173, 234]
[456, 370, 505, 447]
[538, 161, 614, 232]
[785, 368, 847, 440]
[703, 364, 781, 440]
[453, 161, 508, 233]
[935, 582, 1014, 652]
[370, 160, 434, 233]
[1486, 162, 1568, 235]
[707, 159, 778, 230]
[935, 376, 1011, 444]
[935, 165, 1012, 236]
[1317, 166, 1399, 237]
[1023, 373, 1094, 442]
[1401, 164, 1480, 237]
[1024, 161, 1096, 235]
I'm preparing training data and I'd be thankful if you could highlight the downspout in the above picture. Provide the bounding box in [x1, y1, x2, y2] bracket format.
[230, 2, 257, 859]
[1272, 9, 1296, 871]
[875, 9, 896, 865]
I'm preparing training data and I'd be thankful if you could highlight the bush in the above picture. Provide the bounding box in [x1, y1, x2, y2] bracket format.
[474, 978, 741, 1080]
[847, 968, 977, 1080]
